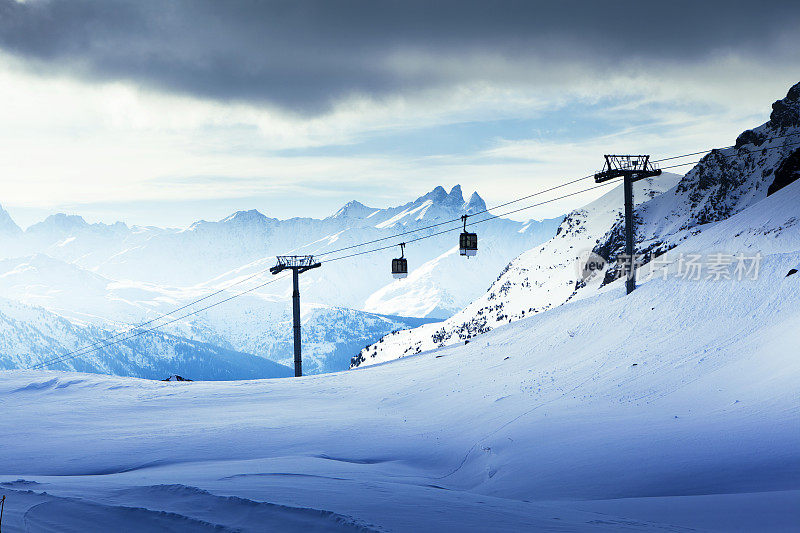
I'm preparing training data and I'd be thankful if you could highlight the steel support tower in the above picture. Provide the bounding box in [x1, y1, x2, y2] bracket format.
[270, 255, 321, 376]
[594, 155, 661, 294]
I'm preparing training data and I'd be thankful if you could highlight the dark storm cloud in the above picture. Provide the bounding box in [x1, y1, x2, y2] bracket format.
[0, 0, 798, 114]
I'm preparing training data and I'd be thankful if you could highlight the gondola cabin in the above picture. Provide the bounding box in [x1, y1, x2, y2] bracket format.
[392, 242, 408, 279]
[459, 231, 478, 257]
[392, 257, 408, 279]
[459, 215, 478, 257]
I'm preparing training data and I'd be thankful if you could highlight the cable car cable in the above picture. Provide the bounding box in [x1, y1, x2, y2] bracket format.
[28, 274, 292, 370]
[27, 179, 619, 369]
[25, 265, 282, 370]
[24, 133, 800, 369]
[651, 131, 800, 163]
[314, 132, 800, 258]
[323, 180, 623, 264]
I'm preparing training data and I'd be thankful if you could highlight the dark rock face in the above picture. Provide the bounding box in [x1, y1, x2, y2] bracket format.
[787, 82, 800, 102]
[678, 151, 752, 226]
[768, 148, 800, 196]
[735, 129, 766, 148]
[769, 82, 800, 129]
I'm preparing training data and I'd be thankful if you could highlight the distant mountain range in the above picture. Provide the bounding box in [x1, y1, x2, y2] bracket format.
[0, 185, 561, 377]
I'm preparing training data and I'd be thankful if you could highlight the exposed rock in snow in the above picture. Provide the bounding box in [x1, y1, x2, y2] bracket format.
[162, 374, 192, 381]
[769, 147, 800, 196]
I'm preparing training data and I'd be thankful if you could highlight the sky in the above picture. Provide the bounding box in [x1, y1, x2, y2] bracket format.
[0, 0, 799, 228]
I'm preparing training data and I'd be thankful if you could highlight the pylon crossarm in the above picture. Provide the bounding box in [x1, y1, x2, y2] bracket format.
[595, 155, 662, 183]
[271, 255, 320, 275]
[298, 263, 322, 274]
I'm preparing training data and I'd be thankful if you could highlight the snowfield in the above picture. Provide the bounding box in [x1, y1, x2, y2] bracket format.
[1, 178, 798, 531]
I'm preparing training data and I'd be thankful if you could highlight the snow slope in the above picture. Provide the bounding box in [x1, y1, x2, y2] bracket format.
[1, 177, 798, 531]
[355, 174, 680, 366]
[357, 81, 800, 368]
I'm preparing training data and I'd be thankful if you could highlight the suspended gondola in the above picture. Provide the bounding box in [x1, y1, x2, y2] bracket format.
[392, 242, 408, 279]
[459, 215, 478, 257]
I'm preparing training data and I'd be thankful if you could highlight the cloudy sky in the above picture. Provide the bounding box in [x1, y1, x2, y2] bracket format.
[1, 0, 799, 228]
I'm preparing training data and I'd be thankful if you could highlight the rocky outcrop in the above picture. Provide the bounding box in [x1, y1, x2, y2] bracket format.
[769, 82, 800, 129]
[768, 148, 800, 196]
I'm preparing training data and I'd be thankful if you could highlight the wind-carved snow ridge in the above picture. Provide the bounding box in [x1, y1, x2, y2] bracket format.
[355, 81, 800, 368]
[0, 184, 560, 377]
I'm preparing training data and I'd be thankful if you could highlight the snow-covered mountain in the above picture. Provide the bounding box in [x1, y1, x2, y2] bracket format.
[0, 253, 438, 375]
[355, 81, 800, 368]
[0, 297, 293, 380]
[177, 185, 561, 314]
[0, 185, 559, 376]
[0, 203, 22, 236]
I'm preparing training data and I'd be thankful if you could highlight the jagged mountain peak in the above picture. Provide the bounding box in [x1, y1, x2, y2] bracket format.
[448, 184, 464, 203]
[414, 184, 469, 207]
[26, 213, 130, 236]
[466, 191, 486, 213]
[417, 185, 448, 204]
[787, 81, 800, 101]
[0, 203, 22, 236]
[342, 199, 367, 209]
[768, 80, 800, 129]
[329, 186, 488, 228]
[220, 209, 269, 224]
[331, 200, 376, 219]
[186, 208, 276, 233]
[385, 185, 488, 225]
[27, 213, 89, 234]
